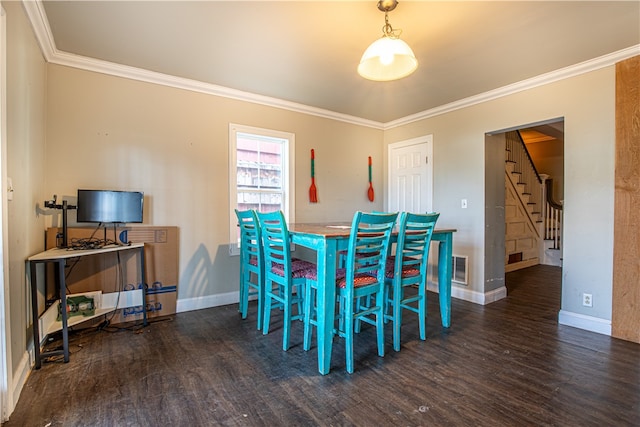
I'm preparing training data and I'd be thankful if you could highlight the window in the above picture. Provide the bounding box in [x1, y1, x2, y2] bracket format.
[229, 124, 295, 255]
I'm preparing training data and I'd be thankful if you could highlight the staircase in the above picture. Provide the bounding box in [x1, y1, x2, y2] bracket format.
[505, 131, 562, 271]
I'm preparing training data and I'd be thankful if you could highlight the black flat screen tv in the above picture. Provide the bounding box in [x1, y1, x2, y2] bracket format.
[77, 189, 144, 224]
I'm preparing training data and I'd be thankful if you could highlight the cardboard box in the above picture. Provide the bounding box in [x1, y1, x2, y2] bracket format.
[45, 226, 178, 325]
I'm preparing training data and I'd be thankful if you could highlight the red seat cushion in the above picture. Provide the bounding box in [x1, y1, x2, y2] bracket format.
[269, 258, 317, 279]
[385, 256, 420, 279]
[335, 268, 379, 288]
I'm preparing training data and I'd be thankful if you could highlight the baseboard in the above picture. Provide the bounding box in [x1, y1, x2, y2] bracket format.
[483, 286, 508, 304]
[426, 282, 507, 305]
[176, 291, 239, 313]
[558, 310, 612, 336]
[178, 283, 510, 313]
[9, 350, 33, 419]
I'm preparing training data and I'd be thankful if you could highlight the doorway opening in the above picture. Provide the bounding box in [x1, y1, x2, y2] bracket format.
[485, 118, 564, 309]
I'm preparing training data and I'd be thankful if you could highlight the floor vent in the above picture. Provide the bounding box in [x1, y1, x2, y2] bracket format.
[452, 255, 468, 285]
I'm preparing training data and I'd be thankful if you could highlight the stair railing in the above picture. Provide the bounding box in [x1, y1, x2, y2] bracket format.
[505, 131, 542, 216]
[543, 178, 563, 250]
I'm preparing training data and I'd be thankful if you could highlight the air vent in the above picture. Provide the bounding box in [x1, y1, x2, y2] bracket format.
[508, 252, 523, 264]
[452, 255, 468, 284]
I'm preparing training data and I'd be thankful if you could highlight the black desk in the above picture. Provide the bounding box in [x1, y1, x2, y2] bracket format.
[27, 243, 146, 368]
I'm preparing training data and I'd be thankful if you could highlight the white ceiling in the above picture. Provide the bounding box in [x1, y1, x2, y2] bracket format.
[34, 1, 640, 125]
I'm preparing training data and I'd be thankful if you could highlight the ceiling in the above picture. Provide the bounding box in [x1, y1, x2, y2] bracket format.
[34, 1, 640, 125]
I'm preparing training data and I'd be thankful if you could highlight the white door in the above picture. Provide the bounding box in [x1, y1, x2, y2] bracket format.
[387, 135, 433, 213]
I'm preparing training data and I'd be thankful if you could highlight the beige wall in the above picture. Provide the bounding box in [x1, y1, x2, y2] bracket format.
[45, 65, 384, 303]
[384, 67, 616, 325]
[3, 0, 48, 408]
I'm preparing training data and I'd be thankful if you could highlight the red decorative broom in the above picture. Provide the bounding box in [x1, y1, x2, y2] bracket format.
[368, 156, 374, 202]
[309, 149, 318, 203]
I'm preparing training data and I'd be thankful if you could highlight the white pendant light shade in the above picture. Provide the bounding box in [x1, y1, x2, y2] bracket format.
[357, 36, 418, 81]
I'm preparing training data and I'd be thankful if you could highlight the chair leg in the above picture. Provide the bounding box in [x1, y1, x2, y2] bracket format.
[375, 292, 385, 357]
[255, 279, 263, 331]
[278, 284, 285, 311]
[295, 282, 305, 321]
[262, 282, 273, 336]
[419, 285, 427, 341]
[282, 285, 292, 351]
[355, 295, 376, 332]
[344, 296, 355, 374]
[383, 283, 392, 324]
[239, 268, 246, 316]
[354, 296, 364, 333]
[393, 283, 403, 352]
[338, 295, 345, 333]
[303, 283, 314, 351]
[240, 282, 248, 319]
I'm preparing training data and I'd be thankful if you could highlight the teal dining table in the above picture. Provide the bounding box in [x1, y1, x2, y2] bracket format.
[288, 222, 456, 375]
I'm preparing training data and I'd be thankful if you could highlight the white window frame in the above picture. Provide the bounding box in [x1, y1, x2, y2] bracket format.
[228, 123, 296, 255]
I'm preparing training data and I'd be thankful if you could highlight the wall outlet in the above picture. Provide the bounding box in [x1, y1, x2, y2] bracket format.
[582, 293, 593, 307]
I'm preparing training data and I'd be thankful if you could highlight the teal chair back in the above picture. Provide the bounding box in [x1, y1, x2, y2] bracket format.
[336, 211, 398, 373]
[235, 209, 264, 330]
[343, 212, 398, 290]
[259, 210, 294, 280]
[385, 211, 439, 351]
[258, 210, 316, 351]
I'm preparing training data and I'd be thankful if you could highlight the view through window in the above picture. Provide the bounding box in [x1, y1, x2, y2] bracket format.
[229, 124, 295, 255]
[236, 133, 285, 213]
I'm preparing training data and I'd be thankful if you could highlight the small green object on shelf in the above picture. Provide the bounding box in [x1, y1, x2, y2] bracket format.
[57, 295, 96, 321]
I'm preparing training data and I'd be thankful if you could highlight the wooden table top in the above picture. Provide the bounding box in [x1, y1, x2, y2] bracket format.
[289, 222, 456, 238]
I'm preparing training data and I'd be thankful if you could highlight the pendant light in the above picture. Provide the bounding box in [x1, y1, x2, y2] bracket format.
[358, 0, 418, 81]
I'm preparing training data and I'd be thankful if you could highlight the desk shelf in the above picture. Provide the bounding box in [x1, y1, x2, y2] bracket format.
[38, 289, 144, 342]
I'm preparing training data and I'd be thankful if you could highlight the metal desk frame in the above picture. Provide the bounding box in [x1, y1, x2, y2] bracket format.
[27, 243, 146, 368]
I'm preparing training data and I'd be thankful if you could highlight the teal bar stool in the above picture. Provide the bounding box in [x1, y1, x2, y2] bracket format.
[235, 209, 265, 330]
[384, 212, 439, 351]
[258, 210, 317, 351]
[333, 211, 398, 374]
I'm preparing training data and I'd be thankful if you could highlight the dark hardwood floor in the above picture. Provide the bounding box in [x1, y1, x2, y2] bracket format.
[6, 265, 639, 426]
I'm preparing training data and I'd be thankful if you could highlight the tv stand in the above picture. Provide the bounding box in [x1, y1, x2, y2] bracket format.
[27, 243, 147, 368]
[43, 195, 76, 248]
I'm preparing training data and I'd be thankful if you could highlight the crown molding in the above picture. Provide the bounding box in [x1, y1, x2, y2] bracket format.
[21, 0, 385, 130]
[23, 1, 639, 132]
[384, 44, 640, 130]
[52, 49, 385, 130]
[22, 0, 54, 62]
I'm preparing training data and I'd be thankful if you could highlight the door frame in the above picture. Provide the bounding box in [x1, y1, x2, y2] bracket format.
[386, 135, 433, 213]
[0, 5, 10, 420]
